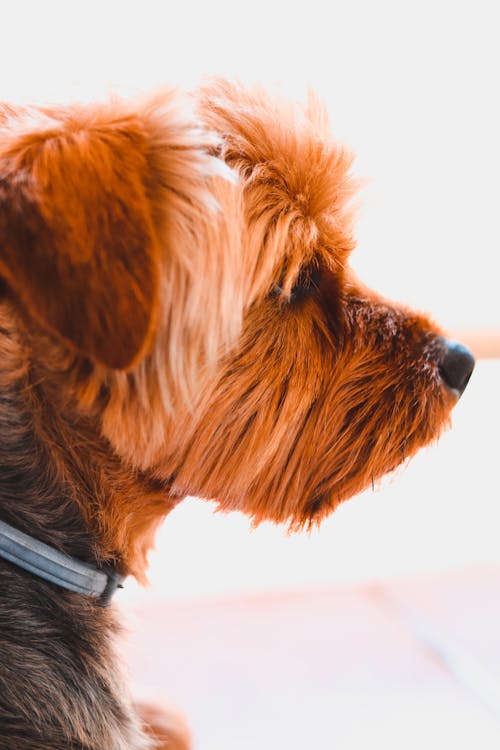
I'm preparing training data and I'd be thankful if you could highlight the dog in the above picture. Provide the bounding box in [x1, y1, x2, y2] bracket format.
[0, 79, 474, 749]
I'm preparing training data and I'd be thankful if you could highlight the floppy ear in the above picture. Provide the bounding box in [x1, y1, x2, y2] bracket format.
[0, 102, 164, 370]
[0, 92, 240, 376]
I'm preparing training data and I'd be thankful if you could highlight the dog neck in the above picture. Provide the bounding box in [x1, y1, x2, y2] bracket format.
[0, 316, 151, 749]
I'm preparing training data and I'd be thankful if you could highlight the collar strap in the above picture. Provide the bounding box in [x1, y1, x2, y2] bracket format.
[0, 519, 125, 604]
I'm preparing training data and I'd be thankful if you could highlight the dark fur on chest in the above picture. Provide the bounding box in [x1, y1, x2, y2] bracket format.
[0, 320, 147, 749]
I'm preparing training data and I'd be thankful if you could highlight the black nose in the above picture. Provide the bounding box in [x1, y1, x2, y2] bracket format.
[438, 339, 475, 396]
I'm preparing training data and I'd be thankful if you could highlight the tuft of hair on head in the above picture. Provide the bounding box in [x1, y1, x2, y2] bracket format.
[197, 78, 362, 302]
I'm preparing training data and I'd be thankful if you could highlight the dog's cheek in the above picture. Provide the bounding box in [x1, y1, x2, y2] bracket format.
[166, 301, 336, 522]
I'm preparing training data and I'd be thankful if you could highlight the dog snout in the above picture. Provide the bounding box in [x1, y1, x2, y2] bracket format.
[438, 339, 475, 397]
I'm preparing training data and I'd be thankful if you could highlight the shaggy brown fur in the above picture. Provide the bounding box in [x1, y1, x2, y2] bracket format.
[0, 80, 472, 748]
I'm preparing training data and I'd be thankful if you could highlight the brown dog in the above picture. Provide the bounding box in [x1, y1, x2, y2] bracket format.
[0, 80, 474, 749]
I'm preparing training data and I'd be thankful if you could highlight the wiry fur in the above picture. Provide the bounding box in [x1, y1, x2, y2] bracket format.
[0, 80, 464, 749]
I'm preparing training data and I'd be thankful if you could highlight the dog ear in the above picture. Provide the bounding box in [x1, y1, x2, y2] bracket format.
[0, 102, 164, 370]
[0, 93, 239, 375]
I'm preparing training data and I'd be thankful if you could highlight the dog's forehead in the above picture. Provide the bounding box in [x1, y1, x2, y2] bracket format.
[198, 81, 359, 290]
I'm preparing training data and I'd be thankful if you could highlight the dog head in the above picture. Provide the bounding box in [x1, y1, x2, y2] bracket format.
[0, 81, 474, 577]
[156, 81, 474, 527]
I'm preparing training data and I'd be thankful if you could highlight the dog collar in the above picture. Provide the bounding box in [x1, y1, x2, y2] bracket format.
[0, 519, 124, 604]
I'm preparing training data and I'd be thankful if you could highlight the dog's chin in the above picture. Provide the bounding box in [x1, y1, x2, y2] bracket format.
[170, 394, 453, 533]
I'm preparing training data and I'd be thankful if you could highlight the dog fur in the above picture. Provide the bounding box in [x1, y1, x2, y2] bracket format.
[0, 80, 466, 748]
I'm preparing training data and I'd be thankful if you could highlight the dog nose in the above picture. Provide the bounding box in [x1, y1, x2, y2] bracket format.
[438, 339, 475, 396]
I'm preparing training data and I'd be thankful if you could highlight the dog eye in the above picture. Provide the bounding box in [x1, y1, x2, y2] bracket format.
[272, 265, 321, 302]
[294, 265, 321, 294]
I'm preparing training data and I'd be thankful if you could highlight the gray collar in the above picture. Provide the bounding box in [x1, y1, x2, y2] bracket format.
[0, 519, 124, 604]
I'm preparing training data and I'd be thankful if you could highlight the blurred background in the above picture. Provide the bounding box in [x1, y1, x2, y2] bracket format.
[2, 2, 499, 747]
